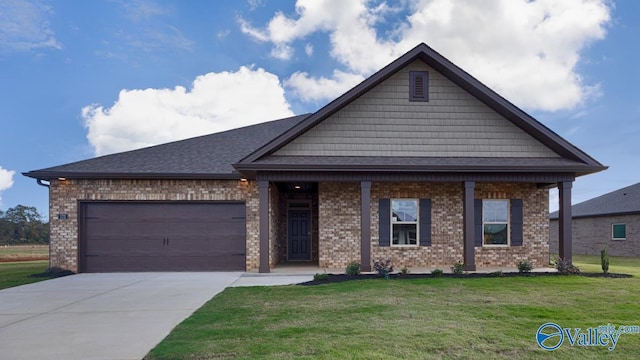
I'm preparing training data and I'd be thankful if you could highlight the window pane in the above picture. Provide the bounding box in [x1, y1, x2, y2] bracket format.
[393, 223, 417, 245]
[392, 200, 418, 222]
[613, 224, 626, 239]
[483, 200, 508, 222]
[484, 224, 508, 245]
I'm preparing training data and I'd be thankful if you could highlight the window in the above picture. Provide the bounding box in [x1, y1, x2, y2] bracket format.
[612, 224, 626, 240]
[409, 71, 429, 101]
[483, 200, 509, 245]
[391, 199, 418, 245]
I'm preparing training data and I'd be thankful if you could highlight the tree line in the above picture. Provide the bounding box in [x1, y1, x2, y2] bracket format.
[0, 205, 49, 245]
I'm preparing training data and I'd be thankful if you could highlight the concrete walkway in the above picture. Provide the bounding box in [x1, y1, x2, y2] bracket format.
[0, 273, 243, 360]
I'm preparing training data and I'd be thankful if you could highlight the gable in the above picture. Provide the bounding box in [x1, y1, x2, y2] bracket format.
[274, 60, 559, 158]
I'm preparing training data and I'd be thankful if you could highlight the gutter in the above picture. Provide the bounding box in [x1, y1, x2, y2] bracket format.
[36, 179, 50, 188]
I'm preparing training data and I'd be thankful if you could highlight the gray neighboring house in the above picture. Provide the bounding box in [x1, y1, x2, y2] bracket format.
[550, 182, 640, 256]
[24, 43, 606, 273]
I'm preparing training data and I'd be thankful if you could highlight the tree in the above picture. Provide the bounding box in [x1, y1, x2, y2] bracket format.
[0, 205, 49, 244]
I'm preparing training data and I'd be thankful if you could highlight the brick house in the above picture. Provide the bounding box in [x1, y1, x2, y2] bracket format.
[24, 43, 606, 273]
[550, 182, 640, 257]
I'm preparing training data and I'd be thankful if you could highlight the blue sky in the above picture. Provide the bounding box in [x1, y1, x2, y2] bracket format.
[0, 0, 638, 218]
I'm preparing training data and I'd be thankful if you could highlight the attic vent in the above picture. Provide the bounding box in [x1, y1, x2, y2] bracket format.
[409, 71, 429, 102]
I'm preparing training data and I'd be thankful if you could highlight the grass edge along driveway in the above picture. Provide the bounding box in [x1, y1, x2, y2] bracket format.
[146, 256, 640, 360]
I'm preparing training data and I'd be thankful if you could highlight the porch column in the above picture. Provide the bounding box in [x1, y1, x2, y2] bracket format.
[558, 181, 573, 264]
[258, 180, 270, 273]
[360, 181, 372, 272]
[463, 181, 476, 271]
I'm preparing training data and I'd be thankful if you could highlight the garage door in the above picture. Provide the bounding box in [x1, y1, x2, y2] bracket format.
[81, 202, 246, 272]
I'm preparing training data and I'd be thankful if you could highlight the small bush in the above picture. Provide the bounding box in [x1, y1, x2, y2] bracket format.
[345, 261, 361, 276]
[373, 259, 394, 279]
[489, 270, 504, 277]
[313, 273, 329, 281]
[400, 266, 409, 275]
[431, 269, 444, 277]
[601, 246, 610, 274]
[517, 260, 533, 273]
[451, 261, 465, 275]
[554, 257, 580, 274]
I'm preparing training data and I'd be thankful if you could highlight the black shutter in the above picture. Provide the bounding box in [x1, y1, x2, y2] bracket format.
[419, 199, 431, 246]
[379, 199, 390, 247]
[510, 199, 523, 246]
[474, 199, 483, 247]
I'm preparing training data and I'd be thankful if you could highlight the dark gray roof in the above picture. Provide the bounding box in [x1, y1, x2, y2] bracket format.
[244, 156, 600, 174]
[23, 114, 309, 180]
[550, 182, 640, 219]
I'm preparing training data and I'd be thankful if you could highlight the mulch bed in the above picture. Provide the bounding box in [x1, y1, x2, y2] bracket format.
[299, 271, 632, 286]
[29, 267, 75, 278]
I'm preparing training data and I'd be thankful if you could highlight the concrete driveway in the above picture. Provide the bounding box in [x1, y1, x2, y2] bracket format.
[0, 272, 242, 360]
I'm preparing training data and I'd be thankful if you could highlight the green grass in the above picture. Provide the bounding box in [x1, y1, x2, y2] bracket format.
[147, 256, 640, 359]
[0, 260, 51, 290]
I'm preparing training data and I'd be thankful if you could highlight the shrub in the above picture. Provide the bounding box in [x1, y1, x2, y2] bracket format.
[431, 269, 444, 277]
[601, 246, 610, 274]
[345, 261, 361, 276]
[517, 260, 533, 273]
[373, 259, 394, 279]
[554, 257, 580, 274]
[489, 270, 504, 277]
[313, 273, 328, 281]
[451, 261, 465, 275]
[400, 266, 410, 275]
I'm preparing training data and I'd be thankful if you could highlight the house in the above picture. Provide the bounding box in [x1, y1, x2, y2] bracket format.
[24, 43, 606, 273]
[550, 182, 640, 257]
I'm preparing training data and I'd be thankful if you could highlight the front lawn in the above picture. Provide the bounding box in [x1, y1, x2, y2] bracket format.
[0, 261, 51, 290]
[146, 256, 640, 359]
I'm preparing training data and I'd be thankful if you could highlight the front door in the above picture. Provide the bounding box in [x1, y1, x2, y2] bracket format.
[288, 209, 311, 261]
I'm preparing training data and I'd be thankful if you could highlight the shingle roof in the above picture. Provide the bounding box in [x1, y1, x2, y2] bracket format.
[23, 114, 309, 180]
[550, 182, 640, 219]
[244, 155, 598, 174]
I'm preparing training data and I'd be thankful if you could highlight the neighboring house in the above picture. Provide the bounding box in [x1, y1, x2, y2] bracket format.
[24, 43, 606, 273]
[550, 182, 640, 257]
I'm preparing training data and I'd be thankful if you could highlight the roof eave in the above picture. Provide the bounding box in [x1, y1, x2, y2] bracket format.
[22, 171, 242, 181]
[234, 163, 606, 175]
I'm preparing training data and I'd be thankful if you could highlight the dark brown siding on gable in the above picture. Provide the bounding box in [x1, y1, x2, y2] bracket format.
[80, 201, 246, 272]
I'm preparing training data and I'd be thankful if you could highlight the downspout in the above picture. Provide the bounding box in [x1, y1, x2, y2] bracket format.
[35, 178, 51, 269]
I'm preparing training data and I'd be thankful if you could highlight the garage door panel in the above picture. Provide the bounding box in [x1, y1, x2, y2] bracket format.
[82, 202, 246, 272]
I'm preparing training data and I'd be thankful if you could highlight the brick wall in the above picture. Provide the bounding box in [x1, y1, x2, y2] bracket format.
[550, 214, 640, 257]
[318, 181, 549, 270]
[318, 182, 361, 268]
[48, 178, 258, 272]
[475, 183, 549, 267]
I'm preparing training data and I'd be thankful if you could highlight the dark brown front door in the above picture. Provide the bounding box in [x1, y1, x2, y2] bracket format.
[81, 202, 246, 272]
[288, 210, 311, 261]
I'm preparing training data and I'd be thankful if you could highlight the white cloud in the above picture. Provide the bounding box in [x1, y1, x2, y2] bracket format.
[83, 66, 294, 156]
[240, 0, 611, 111]
[0, 166, 15, 208]
[0, 0, 62, 52]
[285, 70, 365, 102]
[304, 43, 313, 56]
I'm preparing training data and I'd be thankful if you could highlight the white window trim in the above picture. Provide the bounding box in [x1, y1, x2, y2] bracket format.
[390, 198, 419, 247]
[482, 199, 510, 247]
[612, 223, 626, 240]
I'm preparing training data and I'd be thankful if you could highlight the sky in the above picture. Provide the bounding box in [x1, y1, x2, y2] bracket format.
[1, 0, 639, 219]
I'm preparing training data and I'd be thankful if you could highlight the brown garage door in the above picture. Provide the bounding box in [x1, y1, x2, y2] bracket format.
[80, 202, 246, 272]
